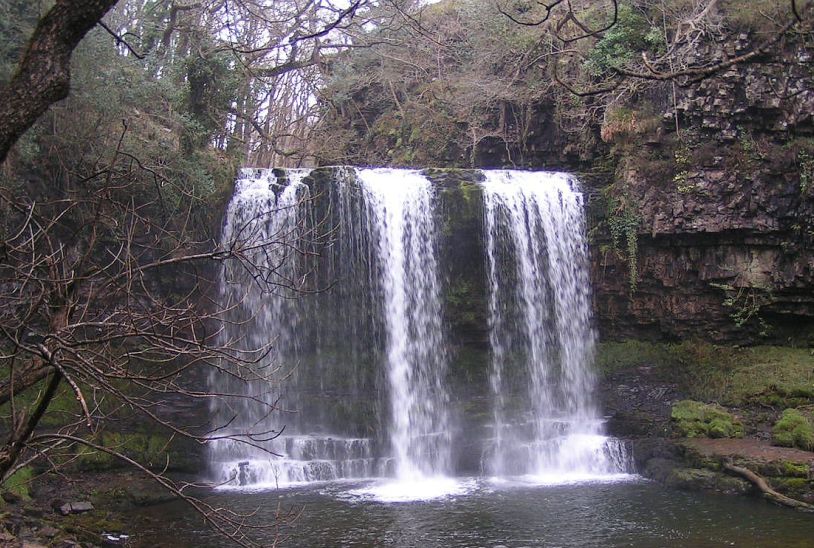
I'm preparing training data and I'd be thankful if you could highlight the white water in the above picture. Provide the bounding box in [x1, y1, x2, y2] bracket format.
[211, 169, 312, 486]
[355, 169, 453, 495]
[209, 167, 631, 494]
[483, 170, 629, 478]
[210, 169, 388, 487]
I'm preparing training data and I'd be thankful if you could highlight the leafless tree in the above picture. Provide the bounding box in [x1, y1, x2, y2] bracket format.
[496, 0, 813, 95]
[0, 116, 326, 544]
[0, 1, 360, 545]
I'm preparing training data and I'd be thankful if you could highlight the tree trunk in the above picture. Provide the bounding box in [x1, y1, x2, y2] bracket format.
[0, 0, 119, 164]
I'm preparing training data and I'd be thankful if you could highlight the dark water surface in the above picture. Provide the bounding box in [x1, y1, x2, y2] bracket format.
[133, 478, 814, 547]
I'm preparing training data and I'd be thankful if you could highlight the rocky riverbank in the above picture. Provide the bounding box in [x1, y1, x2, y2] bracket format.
[0, 470, 185, 547]
[600, 340, 814, 507]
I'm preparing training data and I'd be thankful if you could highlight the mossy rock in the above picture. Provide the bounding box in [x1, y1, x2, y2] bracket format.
[782, 461, 812, 478]
[773, 477, 811, 491]
[421, 168, 485, 187]
[671, 400, 744, 438]
[771, 477, 814, 501]
[772, 408, 814, 451]
[665, 467, 751, 495]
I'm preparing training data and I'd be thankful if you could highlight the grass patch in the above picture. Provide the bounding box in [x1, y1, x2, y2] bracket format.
[728, 347, 814, 406]
[671, 400, 744, 438]
[595, 339, 679, 376]
[596, 340, 814, 405]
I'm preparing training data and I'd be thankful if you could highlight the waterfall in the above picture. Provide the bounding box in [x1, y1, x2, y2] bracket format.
[357, 169, 451, 480]
[209, 168, 452, 488]
[208, 167, 630, 490]
[482, 171, 627, 478]
[209, 169, 387, 487]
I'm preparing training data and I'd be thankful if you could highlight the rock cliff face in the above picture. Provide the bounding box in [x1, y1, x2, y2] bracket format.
[424, 163, 814, 344]
[589, 35, 814, 343]
[592, 167, 814, 343]
[314, 32, 814, 344]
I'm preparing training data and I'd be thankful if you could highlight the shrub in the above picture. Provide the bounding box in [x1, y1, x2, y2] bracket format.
[585, 5, 663, 76]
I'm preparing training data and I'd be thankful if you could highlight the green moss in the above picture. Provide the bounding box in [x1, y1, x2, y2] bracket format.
[671, 400, 744, 439]
[781, 461, 811, 478]
[445, 278, 480, 326]
[595, 339, 678, 376]
[665, 466, 750, 494]
[729, 347, 814, 406]
[78, 432, 171, 471]
[772, 409, 814, 451]
[1, 466, 33, 500]
[772, 477, 812, 497]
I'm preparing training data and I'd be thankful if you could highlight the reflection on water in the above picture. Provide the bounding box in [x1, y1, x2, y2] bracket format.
[133, 479, 814, 547]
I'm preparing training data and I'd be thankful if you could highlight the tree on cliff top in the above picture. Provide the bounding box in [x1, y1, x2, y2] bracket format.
[496, 0, 813, 97]
[310, 0, 812, 166]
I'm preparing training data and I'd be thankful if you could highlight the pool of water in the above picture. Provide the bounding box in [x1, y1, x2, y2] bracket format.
[132, 477, 814, 547]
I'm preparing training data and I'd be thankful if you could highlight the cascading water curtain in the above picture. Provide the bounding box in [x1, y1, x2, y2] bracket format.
[209, 169, 313, 485]
[357, 168, 453, 480]
[209, 167, 629, 488]
[483, 171, 622, 478]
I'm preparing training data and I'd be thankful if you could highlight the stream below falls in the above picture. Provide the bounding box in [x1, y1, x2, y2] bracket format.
[132, 478, 814, 547]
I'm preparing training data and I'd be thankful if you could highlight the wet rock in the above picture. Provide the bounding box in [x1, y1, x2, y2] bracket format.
[665, 467, 752, 495]
[127, 487, 177, 507]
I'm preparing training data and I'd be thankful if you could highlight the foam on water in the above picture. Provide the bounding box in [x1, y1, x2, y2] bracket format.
[344, 477, 477, 503]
